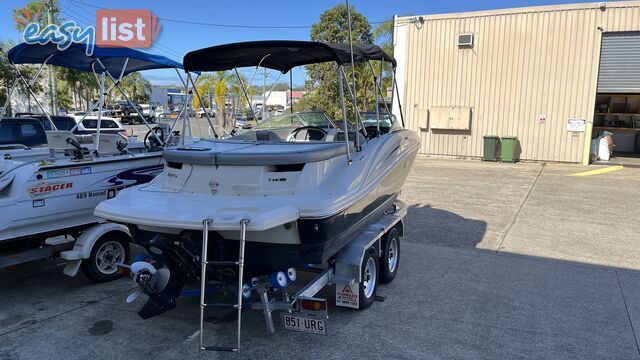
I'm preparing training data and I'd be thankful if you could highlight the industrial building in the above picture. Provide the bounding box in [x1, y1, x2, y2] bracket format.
[393, 1, 640, 164]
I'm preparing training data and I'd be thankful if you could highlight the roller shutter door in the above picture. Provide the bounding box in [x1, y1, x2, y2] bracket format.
[598, 32, 640, 93]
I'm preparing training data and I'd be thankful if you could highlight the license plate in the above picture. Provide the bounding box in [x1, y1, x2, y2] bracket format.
[282, 313, 326, 335]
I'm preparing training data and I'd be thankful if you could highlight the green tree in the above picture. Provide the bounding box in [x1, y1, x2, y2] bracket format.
[12, 1, 53, 31]
[304, 4, 373, 120]
[192, 71, 237, 128]
[120, 73, 151, 103]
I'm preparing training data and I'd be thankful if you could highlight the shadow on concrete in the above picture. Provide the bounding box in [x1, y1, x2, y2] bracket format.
[405, 203, 487, 249]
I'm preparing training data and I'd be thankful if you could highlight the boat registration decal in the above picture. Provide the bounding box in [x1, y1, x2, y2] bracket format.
[28, 182, 74, 198]
[335, 284, 359, 309]
[47, 166, 91, 179]
[75, 190, 107, 200]
[32, 199, 45, 208]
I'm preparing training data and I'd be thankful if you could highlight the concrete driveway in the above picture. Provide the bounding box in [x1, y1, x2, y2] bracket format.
[1, 157, 639, 359]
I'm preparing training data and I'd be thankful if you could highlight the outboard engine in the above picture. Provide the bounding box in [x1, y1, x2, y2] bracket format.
[125, 261, 184, 319]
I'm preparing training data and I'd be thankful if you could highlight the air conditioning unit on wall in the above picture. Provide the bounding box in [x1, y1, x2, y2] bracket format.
[457, 33, 474, 48]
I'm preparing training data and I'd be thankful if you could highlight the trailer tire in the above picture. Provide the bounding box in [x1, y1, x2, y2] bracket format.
[81, 232, 130, 283]
[358, 248, 378, 310]
[380, 228, 400, 284]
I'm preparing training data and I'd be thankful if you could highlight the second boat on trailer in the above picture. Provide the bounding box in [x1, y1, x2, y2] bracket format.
[0, 42, 202, 281]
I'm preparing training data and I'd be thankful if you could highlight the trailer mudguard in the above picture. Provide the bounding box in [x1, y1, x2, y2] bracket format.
[60, 222, 131, 276]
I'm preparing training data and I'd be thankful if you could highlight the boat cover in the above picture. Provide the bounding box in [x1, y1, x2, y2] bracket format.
[183, 40, 396, 72]
[8, 42, 183, 75]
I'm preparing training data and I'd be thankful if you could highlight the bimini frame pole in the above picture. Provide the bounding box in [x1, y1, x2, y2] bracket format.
[339, 66, 365, 149]
[0, 78, 18, 120]
[69, 58, 129, 133]
[234, 68, 253, 117]
[187, 73, 218, 138]
[0, 54, 58, 130]
[345, 0, 363, 150]
[94, 58, 164, 146]
[94, 71, 106, 154]
[173, 70, 199, 144]
[262, 72, 283, 115]
[338, 67, 352, 164]
[391, 67, 405, 128]
[0, 55, 50, 121]
[367, 60, 393, 127]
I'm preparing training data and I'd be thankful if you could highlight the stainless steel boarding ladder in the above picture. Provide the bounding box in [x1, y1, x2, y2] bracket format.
[199, 218, 249, 352]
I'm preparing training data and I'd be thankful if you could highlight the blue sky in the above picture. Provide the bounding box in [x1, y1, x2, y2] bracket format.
[1, 0, 595, 86]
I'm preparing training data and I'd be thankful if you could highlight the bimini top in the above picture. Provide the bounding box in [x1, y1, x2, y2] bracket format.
[183, 40, 396, 73]
[7, 42, 183, 75]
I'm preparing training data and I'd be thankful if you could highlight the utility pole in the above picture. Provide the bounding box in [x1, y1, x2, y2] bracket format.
[46, 0, 57, 115]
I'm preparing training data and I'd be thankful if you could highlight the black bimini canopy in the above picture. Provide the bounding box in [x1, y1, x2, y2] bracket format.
[183, 40, 396, 73]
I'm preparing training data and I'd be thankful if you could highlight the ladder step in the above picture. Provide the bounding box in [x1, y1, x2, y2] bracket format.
[201, 346, 238, 352]
[205, 261, 240, 266]
[203, 303, 239, 309]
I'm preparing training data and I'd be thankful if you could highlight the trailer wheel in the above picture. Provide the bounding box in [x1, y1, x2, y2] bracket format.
[380, 228, 400, 284]
[358, 248, 378, 309]
[81, 232, 130, 283]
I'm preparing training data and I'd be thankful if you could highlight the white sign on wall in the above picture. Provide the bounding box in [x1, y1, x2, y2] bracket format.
[567, 118, 586, 132]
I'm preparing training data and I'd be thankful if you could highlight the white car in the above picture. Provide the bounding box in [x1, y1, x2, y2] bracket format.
[197, 108, 216, 118]
[138, 104, 156, 123]
[71, 114, 127, 135]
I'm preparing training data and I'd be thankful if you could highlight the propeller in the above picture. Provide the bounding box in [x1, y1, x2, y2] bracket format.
[126, 262, 171, 303]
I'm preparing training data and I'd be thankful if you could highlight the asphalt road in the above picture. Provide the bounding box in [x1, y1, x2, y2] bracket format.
[1, 158, 640, 359]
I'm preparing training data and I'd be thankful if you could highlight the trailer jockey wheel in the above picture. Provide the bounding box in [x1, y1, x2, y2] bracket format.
[144, 126, 165, 150]
[380, 228, 400, 284]
[358, 247, 378, 309]
[82, 232, 130, 283]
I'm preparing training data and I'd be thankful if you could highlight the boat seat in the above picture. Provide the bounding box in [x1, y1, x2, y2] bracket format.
[334, 131, 367, 145]
[76, 134, 93, 144]
[92, 133, 127, 155]
[45, 131, 84, 152]
[233, 130, 282, 142]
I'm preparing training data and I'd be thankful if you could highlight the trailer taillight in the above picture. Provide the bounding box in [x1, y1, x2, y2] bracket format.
[300, 299, 327, 312]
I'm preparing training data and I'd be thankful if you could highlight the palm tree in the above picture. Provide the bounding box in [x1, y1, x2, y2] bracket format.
[121, 73, 151, 103]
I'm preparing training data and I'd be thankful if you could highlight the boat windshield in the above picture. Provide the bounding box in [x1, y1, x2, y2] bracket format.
[359, 112, 396, 128]
[253, 112, 336, 131]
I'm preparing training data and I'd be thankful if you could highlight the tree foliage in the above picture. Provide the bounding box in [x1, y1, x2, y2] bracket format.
[12, 0, 58, 31]
[120, 73, 151, 103]
[300, 4, 373, 120]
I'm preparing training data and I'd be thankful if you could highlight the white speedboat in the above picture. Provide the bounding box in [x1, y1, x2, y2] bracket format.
[95, 41, 420, 317]
[0, 42, 188, 243]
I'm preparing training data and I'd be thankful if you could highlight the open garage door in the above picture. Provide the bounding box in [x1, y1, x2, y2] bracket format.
[598, 32, 640, 93]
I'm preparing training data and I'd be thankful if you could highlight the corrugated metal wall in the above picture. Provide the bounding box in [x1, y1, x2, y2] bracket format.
[396, 2, 640, 163]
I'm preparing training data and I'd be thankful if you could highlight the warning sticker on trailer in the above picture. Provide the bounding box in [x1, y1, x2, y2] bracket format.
[336, 284, 359, 309]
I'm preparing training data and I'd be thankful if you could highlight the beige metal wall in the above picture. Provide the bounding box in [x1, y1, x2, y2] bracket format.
[396, 2, 640, 163]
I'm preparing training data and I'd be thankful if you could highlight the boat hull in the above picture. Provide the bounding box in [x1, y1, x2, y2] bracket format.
[125, 138, 418, 278]
[0, 154, 163, 242]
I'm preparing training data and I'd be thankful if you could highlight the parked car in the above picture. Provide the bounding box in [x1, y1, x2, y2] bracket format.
[72, 116, 127, 135]
[15, 113, 76, 131]
[138, 104, 157, 123]
[114, 101, 138, 116]
[0, 117, 48, 147]
[197, 108, 216, 118]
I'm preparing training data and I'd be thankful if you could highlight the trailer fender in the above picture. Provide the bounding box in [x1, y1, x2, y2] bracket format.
[60, 222, 131, 276]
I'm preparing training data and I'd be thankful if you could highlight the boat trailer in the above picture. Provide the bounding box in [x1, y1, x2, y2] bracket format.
[196, 200, 407, 352]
